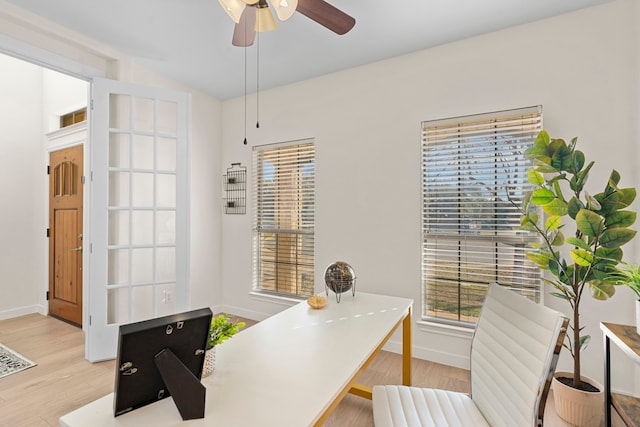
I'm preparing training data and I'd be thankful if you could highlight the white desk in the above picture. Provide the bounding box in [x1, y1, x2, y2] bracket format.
[60, 292, 413, 427]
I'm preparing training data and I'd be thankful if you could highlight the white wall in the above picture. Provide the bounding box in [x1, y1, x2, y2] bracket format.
[0, 54, 44, 317]
[220, 0, 640, 393]
[42, 69, 88, 133]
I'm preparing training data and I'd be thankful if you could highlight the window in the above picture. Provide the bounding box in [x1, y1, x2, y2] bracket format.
[253, 140, 315, 297]
[421, 106, 542, 326]
[60, 108, 86, 128]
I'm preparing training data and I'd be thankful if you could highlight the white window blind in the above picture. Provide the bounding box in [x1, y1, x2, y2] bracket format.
[421, 106, 542, 326]
[253, 140, 315, 297]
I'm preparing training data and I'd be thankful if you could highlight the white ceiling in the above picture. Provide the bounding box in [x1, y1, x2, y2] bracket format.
[7, 0, 611, 100]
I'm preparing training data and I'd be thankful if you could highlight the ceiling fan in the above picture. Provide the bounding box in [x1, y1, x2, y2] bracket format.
[218, 0, 356, 47]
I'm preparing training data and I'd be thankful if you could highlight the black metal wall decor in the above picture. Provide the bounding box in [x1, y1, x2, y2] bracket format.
[223, 163, 246, 214]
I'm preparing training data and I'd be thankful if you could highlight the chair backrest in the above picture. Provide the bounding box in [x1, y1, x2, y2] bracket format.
[470, 284, 568, 427]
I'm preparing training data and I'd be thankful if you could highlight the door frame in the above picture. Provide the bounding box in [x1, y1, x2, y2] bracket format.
[45, 122, 89, 328]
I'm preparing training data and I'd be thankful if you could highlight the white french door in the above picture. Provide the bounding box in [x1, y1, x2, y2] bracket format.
[86, 78, 190, 362]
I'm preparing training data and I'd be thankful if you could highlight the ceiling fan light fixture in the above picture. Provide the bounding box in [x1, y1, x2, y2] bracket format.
[242, 0, 260, 4]
[255, 2, 278, 32]
[218, 0, 246, 23]
[271, 0, 298, 21]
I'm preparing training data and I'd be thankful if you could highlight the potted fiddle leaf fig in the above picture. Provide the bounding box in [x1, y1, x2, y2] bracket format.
[513, 130, 637, 426]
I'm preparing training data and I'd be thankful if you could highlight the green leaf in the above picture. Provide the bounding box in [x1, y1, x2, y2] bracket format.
[605, 210, 637, 229]
[520, 212, 538, 227]
[595, 187, 635, 214]
[595, 247, 623, 262]
[552, 180, 566, 203]
[531, 188, 556, 205]
[599, 228, 637, 248]
[594, 191, 623, 216]
[526, 252, 551, 269]
[579, 335, 591, 352]
[545, 277, 575, 298]
[566, 236, 590, 250]
[545, 215, 562, 231]
[550, 292, 570, 301]
[543, 199, 568, 216]
[618, 188, 637, 209]
[570, 249, 594, 266]
[591, 259, 618, 280]
[551, 230, 565, 246]
[569, 176, 578, 192]
[567, 197, 584, 219]
[585, 192, 602, 211]
[534, 163, 558, 173]
[606, 170, 621, 194]
[590, 280, 616, 300]
[569, 136, 578, 151]
[550, 142, 572, 171]
[522, 190, 533, 212]
[525, 130, 549, 158]
[576, 209, 604, 237]
[574, 161, 594, 192]
[571, 150, 585, 173]
[527, 168, 545, 186]
[538, 130, 550, 145]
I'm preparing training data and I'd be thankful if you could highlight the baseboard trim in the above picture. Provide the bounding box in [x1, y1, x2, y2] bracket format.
[0, 305, 46, 321]
[381, 339, 470, 370]
[214, 304, 273, 322]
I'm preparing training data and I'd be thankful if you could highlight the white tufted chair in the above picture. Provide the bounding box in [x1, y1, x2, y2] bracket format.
[372, 284, 568, 427]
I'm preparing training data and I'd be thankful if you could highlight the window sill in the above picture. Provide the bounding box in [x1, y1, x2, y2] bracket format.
[248, 291, 305, 308]
[417, 320, 475, 340]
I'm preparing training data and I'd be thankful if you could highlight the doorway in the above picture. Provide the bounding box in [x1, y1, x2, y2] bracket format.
[0, 53, 88, 324]
[48, 145, 84, 326]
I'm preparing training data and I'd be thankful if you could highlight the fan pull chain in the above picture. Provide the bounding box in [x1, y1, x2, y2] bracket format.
[243, 42, 248, 145]
[256, 29, 260, 129]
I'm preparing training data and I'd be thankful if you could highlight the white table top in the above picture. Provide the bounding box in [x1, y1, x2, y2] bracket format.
[60, 292, 413, 427]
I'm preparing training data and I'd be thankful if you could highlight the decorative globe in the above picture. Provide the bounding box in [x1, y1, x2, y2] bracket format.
[324, 261, 356, 302]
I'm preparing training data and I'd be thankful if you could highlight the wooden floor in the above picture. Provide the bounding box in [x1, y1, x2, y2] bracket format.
[0, 313, 624, 427]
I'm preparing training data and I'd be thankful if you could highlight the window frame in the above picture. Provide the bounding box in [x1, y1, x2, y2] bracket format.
[421, 106, 543, 327]
[252, 139, 315, 299]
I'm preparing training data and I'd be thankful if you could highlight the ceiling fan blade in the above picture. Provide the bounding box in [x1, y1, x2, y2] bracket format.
[296, 0, 355, 35]
[232, 6, 257, 46]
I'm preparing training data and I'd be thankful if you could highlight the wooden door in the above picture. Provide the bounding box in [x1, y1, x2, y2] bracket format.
[49, 145, 83, 326]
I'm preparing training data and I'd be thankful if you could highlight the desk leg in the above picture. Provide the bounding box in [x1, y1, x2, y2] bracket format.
[604, 335, 611, 427]
[402, 306, 412, 386]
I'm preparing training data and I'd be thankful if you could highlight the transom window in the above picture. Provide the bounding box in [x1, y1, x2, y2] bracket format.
[421, 106, 542, 326]
[252, 140, 315, 297]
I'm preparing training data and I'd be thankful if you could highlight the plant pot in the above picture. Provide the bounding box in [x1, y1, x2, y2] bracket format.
[202, 347, 216, 378]
[636, 299, 640, 335]
[552, 372, 603, 427]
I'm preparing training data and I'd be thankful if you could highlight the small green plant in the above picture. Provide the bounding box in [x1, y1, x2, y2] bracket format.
[513, 130, 637, 390]
[610, 262, 640, 299]
[207, 314, 245, 349]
